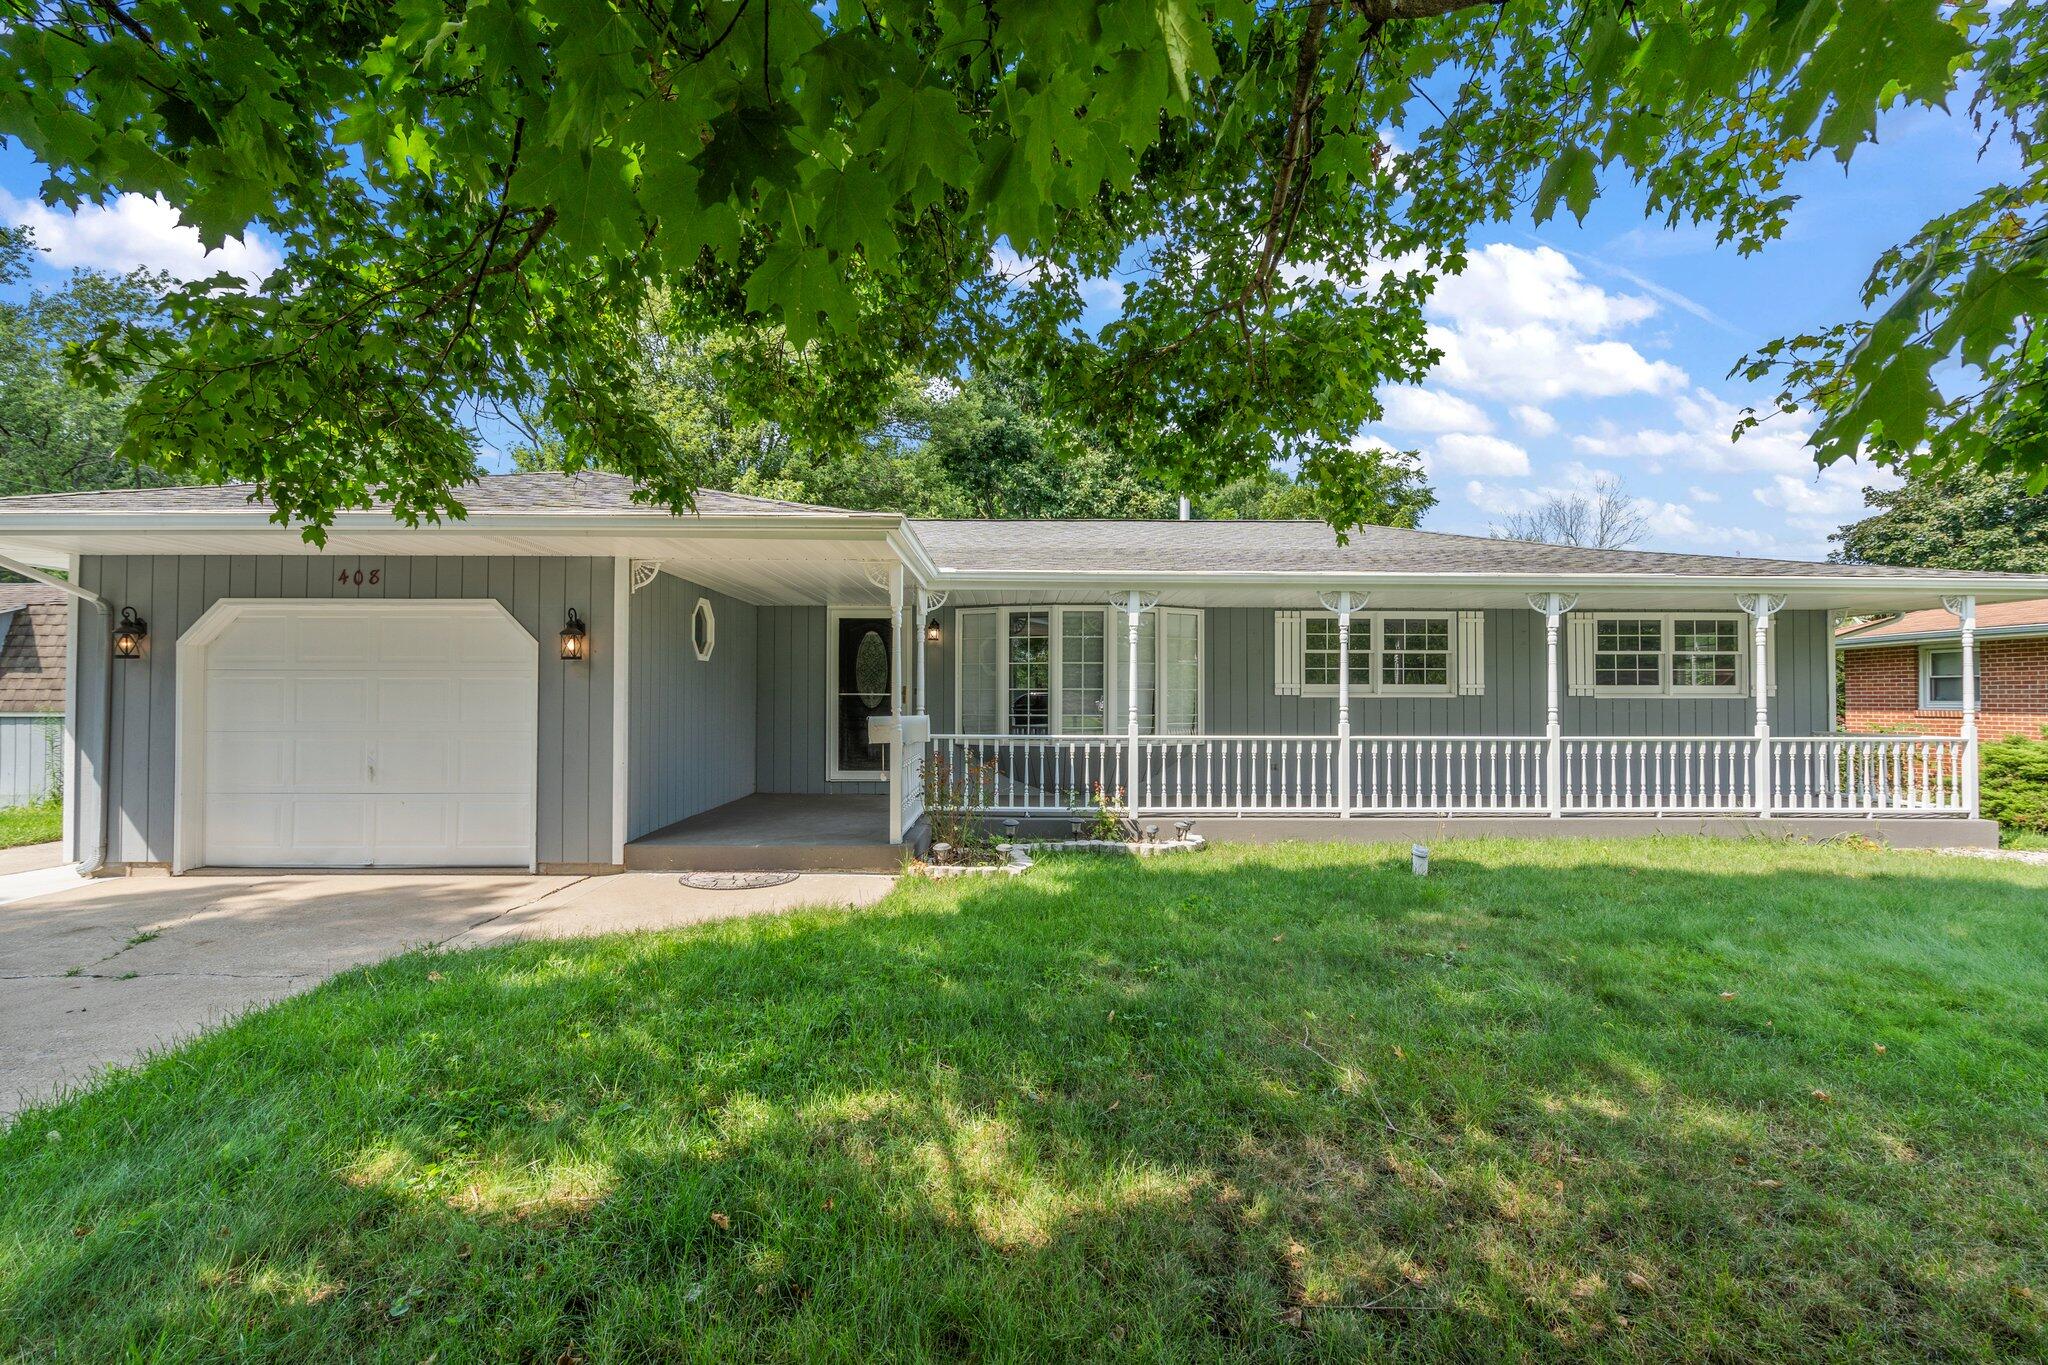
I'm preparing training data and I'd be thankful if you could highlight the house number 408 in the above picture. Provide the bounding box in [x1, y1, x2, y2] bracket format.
[338, 568, 381, 586]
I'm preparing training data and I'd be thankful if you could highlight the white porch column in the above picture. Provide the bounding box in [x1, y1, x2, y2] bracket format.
[1111, 590, 1159, 815]
[1318, 590, 1366, 817]
[1943, 594, 1979, 818]
[1528, 593, 1578, 818]
[1737, 593, 1787, 816]
[609, 556, 632, 866]
[887, 563, 907, 843]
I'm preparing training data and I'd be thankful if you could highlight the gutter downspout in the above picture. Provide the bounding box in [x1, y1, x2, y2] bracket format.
[0, 553, 111, 874]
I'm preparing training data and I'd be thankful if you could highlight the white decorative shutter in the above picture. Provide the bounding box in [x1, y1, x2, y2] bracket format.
[1457, 611, 1485, 695]
[1274, 610, 1303, 695]
[1567, 613, 1596, 696]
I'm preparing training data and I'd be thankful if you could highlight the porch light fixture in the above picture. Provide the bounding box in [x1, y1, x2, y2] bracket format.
[112, 607, 147, 659]
[925, 619, 941, 644]
[559, 608, 589, 661]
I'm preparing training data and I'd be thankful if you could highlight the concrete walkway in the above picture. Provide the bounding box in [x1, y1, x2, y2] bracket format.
[0, 870, 895, 1120]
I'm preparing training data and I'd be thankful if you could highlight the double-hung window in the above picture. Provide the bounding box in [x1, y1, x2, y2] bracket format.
[1295, 612, 1457, 697]
[1919, 646, 1982, 710]
[1582, 612, 1746, 697]
[954, 605, 1201, 735]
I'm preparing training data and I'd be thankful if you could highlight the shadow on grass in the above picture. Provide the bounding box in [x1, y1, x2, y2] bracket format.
[4, 840, 2046, 1361]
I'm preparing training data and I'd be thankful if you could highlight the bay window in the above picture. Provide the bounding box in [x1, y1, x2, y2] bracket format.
[953, 605, 1202, 735]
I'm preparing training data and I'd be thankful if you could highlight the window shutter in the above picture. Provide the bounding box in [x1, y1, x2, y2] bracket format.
[955, 609, 1000, 732]
[1274, 610, 1303, 695]
[1567, 613, 1596, 696]
[1457, 611, 1485, 695]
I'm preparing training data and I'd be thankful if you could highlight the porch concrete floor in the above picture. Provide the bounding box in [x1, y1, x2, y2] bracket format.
[626, 794, 909, 873]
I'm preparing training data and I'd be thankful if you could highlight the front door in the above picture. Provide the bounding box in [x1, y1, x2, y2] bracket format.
[831, 613, 893, 780]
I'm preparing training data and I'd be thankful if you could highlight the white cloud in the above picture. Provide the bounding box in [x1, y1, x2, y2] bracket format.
[1512, 404, 1558, 437]
[1686, 485, 1722, 504]
[1752, 463, 1893, 535]
[1410, 244, 1687, 404]
[1428, 243, 1657, 333]
[1377, 387, 1493, 433]
[1432, 432, 1531, 476]
[1, 190, 280, 286]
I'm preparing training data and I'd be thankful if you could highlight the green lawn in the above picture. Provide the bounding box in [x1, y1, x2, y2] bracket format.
[0, 796, 60, 849]
[5, 839, 2046, 1361]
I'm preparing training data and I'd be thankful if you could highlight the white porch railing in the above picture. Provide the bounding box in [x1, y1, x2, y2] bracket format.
[923, 732, 1973, 819]
[1766, 735, 1969, 814]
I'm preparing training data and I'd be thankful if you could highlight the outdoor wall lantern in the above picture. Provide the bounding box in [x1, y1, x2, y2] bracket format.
[925, 619, 941, 644]
[112, 607, 147, 659]
[559, 608, 589, 661]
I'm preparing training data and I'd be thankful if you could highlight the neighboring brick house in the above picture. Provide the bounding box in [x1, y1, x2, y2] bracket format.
[0, 582, 67, 806]
[0, 582, 65, 714]
[1837, 599, 2048, 741]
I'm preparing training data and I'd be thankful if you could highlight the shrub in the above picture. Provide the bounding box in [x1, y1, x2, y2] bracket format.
[1980, 737, 2048, 834]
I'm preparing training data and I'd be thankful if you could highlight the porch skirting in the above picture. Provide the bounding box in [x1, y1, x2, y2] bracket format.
[982, 814, 2000, 850]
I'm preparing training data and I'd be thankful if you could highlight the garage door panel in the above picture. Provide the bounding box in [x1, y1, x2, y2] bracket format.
[375, 677, 461, 728]
[376, 738, 459, 791]
[459, 676, 530, 726]
[206, 734, 288, 790]
[212, 615, 293, 666]
[207, 675, 295, 729]
[294, 615, 375, 665]
[294, 677, 374, 729]
[290, 737, 371, 789]
[200, 604, 538, 869]
[457, 799, 533, 851]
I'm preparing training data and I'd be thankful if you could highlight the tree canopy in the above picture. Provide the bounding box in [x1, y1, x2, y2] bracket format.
[511, 330, 1437, 524]
[0, 226, 193, 498]
[0, 0, 2029, 537]
[1832, 470, 2048, 574]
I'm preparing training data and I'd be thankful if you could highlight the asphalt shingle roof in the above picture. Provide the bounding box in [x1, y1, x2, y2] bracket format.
[1837, 598, 2048, 642]
[0, 472, 858, 517]
[0, 474, 2040, 581]
[906, 518, 2034, 580]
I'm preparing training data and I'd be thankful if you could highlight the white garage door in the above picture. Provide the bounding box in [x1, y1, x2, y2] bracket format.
[199, 604, 537, 868]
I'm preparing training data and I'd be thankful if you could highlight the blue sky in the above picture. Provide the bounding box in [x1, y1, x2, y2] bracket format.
[0, 95, 2010, 560]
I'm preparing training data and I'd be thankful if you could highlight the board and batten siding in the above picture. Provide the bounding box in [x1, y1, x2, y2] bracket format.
[72, 555, 617, 868]
[754, 605, 887, 795]
[924, 605, 1832, 738]
[627, 572, 757, 839]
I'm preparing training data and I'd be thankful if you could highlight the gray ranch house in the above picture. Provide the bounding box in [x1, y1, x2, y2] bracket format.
[0, 472, 2035, 873]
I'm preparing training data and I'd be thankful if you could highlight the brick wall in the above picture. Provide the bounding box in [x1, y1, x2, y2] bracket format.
[1841, 638, 2048, 741]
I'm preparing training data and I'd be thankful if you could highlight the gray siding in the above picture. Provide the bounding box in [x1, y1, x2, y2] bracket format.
[0, 713, 59, 807]
[754, 605, 887, 795]
[74, 555, 616, 867]
[926, 606, 1833, 738]
[628, 574, 757, 838]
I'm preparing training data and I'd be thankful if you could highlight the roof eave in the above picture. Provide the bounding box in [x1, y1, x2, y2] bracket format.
[1836, 623, 2048, 649]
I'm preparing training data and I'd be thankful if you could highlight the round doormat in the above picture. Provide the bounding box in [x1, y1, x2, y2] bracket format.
[679, 871, 800, 891]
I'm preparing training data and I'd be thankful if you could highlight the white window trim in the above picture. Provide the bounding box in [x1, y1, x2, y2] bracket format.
[1917, 642, 1980, 711]
[1585, 611, 1748, 699]
[952, 605, 1203, 736]
[691, 596, 716, 661]
[1298, 610, 1457, 698]
[825, 605, 894, 782]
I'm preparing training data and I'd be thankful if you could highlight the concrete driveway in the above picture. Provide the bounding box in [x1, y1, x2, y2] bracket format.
[0, 869, 895, 1120]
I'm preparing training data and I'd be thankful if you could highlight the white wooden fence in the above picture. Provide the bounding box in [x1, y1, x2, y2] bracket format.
[0, 713, 60, 808]
[925, 732, 1971, 818]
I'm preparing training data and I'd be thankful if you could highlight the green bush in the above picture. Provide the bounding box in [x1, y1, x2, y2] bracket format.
[1980, 737, 2048, 834]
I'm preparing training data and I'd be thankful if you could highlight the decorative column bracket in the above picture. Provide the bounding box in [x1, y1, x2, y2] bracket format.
[1737, 593, 1788, 817]
[1317, 591, 1367, 818]
[629, 561, 663, 593]
[1110, 591, 1160, 816]
[915, 589, 947, 716]
[1527, 594, 1579, 818]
